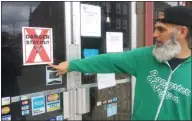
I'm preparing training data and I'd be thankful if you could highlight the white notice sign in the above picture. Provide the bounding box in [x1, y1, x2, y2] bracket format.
[97, 73, 116, 90]
[106, 32, 123, 53]
[81, 4, 101, 37]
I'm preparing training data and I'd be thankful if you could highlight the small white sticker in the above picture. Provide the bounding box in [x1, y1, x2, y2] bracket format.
[2, 115, 11, 121]
[97, 101, 101, 106]
[102, 100, 107, 105]
[22, 110, 29, 115]
[56, 115, 63, 120]
[21, 95, 29, 101]
[2, 97, 10, 106]
[113, 97, 117, 102]
[22, 105, 29, 110]
[108, 99, 113, 103]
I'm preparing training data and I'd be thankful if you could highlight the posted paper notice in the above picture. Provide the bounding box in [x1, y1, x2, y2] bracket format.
[81, 4, 101, 37]
[97, 73, 116, 90]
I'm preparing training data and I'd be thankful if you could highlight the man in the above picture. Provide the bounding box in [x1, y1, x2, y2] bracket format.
[49, 6, 191, 120]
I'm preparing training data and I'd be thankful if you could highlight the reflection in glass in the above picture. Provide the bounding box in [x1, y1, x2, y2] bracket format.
[116, 18, 121, 29]
[116, 3, 121, 14]
[2, 2, 66, 120]
[123, 4, 127, 15]
[106, 2, 111, 12]
[123, 19, 127, 30]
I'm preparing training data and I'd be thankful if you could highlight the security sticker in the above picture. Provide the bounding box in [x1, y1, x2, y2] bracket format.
[20, 98, 30, 115]
[102, 100, 107, 105]
[108, 99, 113, 103]
[21, 95, 29, 101]
[21, 105, 29, 110]
[111, 103, 117, 115]
[31, 95, 45, 116]
[22, 110, 29, 116]
[21, 100, 29, 106]
[2, 115, 11, 121]
[56, 115, 63, 120]
[2, 106, 10, 115]
[2, 97, 10, 106]
[112, 97, 117, 102]
[106, 104, 113, 117]
[97, 101, 102, 106]
[106, 103, 117, 117]
[46, 93, 60, 112]
[48, 117, 56, 121]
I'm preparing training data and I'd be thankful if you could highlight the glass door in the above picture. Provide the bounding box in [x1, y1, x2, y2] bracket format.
[70, 1, 133, 120]
[1, 2, 67, 120]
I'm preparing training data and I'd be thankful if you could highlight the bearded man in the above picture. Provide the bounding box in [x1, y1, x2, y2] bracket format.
[49, 6, 192, 120]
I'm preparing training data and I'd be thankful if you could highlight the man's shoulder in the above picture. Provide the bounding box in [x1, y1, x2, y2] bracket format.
[136, 45, 154, 50]
[130, 46, 154, 54]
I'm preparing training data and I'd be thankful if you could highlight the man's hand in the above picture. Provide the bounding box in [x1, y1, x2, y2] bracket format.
[48, 61, 69, 76]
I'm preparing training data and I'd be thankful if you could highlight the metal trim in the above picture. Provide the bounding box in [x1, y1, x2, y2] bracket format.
[63, 91, 70, 119]
[80, 78, 131, 88]
[130, 2, 137, 49]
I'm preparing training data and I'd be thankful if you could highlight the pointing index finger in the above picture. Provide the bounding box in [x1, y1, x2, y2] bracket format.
[48, 63, 60, 70]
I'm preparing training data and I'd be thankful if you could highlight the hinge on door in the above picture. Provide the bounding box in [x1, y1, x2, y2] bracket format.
[67, 44, 81, 89]
[76, 88, 90, 114]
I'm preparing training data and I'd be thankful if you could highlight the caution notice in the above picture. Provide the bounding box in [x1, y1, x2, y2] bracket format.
[22, 27, 53, 66]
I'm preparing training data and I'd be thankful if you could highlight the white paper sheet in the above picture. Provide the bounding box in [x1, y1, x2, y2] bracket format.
[81, 4, 101, 37]
[97, 73, 116, 90]
[106, 32, 123, 52]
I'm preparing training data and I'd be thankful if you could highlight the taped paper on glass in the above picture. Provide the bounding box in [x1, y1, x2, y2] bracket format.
[97, 73, 116, 90]
[22, 27, 53, 66]
[106, 32, 123, 53]
[81, 4, 101, 37]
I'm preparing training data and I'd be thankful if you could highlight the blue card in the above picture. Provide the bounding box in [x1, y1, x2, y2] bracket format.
[112, 103, 117, 115]
[83, 49, 99, 75]
[83, 49, 99, 58]
[106, 104, 113, 117]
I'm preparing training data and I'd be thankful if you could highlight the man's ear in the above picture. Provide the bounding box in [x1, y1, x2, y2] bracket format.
[179, 26, 188, 39]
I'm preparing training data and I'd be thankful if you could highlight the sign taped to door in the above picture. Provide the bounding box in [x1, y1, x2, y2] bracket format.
[22, 27, 53, 66]
[81, 4, 101, 37]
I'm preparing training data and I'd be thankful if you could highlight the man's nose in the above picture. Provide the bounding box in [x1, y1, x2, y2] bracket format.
[153, 30, 159, 39]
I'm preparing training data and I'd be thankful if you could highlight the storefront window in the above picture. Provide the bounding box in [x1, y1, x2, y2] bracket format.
[80, 2, 132, 120]
[2, 2, 66, 120]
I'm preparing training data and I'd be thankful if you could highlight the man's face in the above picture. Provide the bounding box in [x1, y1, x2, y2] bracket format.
[152, 22, 181, 62]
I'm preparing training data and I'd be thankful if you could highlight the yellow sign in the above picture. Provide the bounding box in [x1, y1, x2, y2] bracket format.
[46, 93, 60, 112]
[48, 94, 59, 102]
[2, 107, 10, 115]
[47, 102, 60, 112]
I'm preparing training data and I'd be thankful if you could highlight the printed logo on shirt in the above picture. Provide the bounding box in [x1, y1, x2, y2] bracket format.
[147, 70, 191, 103]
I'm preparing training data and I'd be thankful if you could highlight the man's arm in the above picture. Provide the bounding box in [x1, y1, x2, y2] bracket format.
[68, 48, 145, 76]
[49, 47, 146, 76]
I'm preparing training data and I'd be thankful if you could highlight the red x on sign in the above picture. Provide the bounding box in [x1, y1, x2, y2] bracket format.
[23, 27, 52, 65]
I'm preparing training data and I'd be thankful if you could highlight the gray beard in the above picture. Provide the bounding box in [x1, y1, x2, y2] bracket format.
[152, 36, 181, 63]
